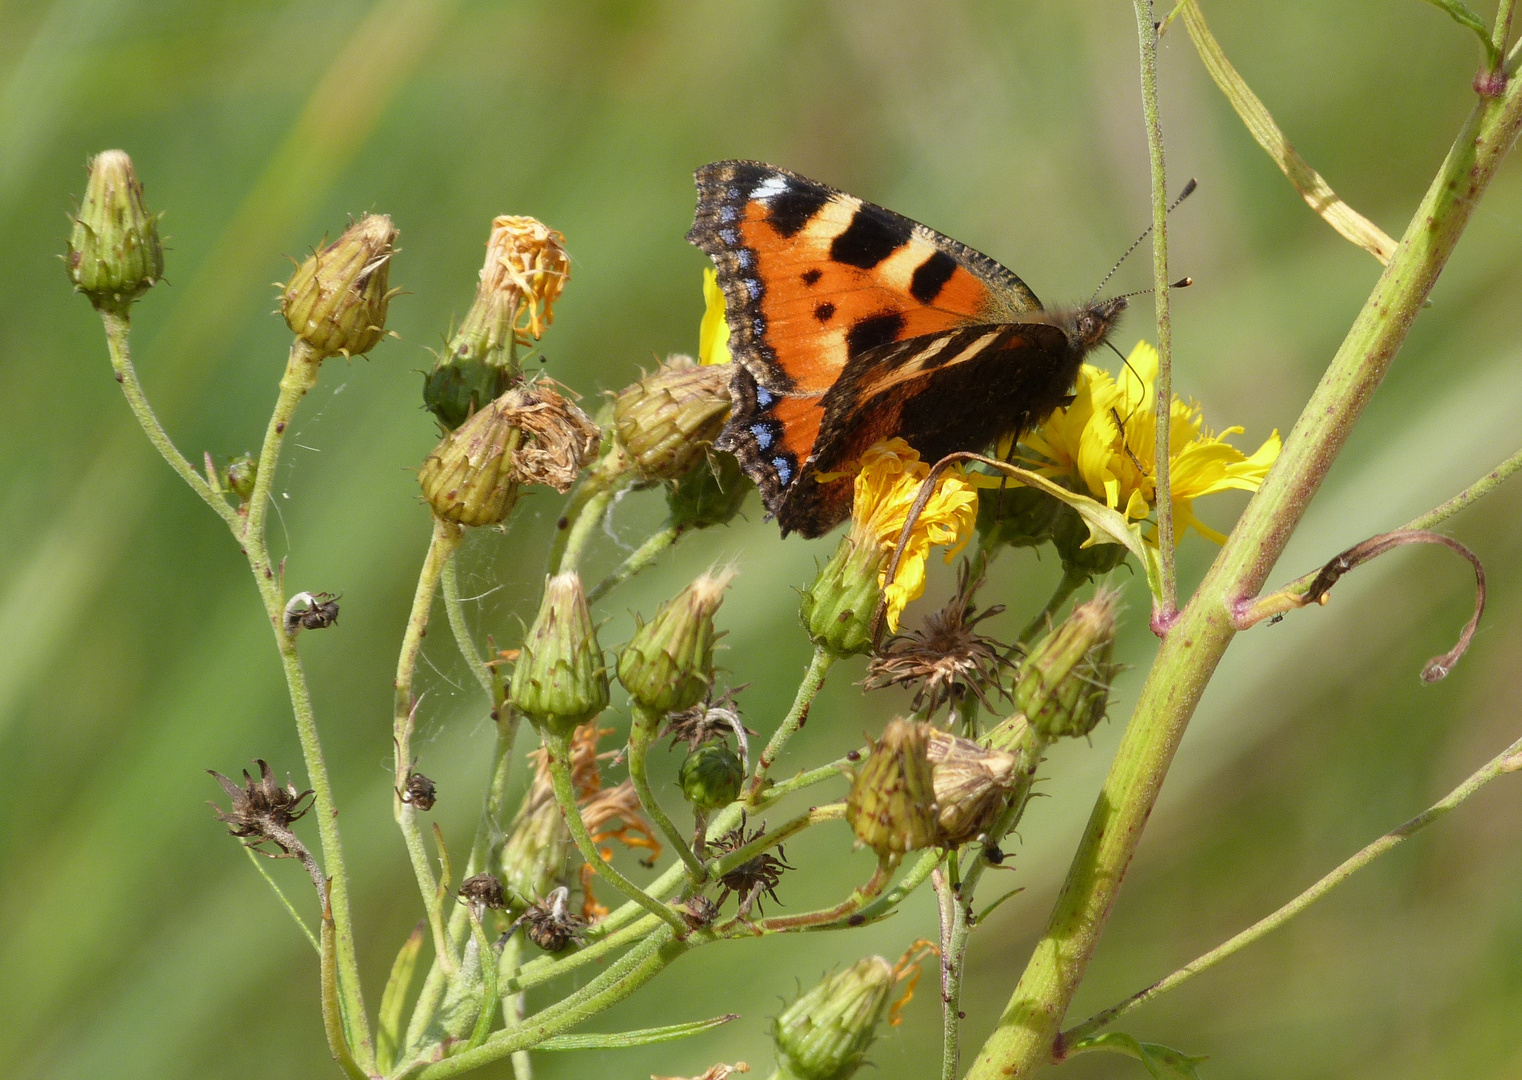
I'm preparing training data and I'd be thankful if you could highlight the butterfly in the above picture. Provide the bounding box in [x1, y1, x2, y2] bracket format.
[687, 160, 1127, 539]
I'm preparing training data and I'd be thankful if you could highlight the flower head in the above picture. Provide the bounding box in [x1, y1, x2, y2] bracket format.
[845, 719, 941, 859]
[618, 568, 735, 716]
[66, 149, 164, 315]
[207, 759, 313, 857]
[699, 268, 732, 367]
[487, 215, 570, 343]
[1023, 341, 1280, 545]
[707, 819, 792, 915]
[281, 214, 398, 359]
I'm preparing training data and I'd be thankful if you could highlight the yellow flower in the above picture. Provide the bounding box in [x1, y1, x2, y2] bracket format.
[1022, 341, 1280, 545]
[699, 267, 732, 367]
[849, 440, 977, 630]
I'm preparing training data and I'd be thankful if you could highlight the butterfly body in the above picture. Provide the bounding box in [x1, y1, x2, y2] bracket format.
[688, 160, 1125, 538]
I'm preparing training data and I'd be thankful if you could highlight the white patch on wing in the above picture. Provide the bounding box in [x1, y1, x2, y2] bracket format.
[860, 330, 1000, 398]
[750, 175, 790, 203]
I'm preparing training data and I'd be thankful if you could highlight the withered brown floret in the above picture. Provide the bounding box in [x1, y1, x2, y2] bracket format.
[679, 895, 720, 930]
[208, 759, 314, 856]
[864, 562, 1012, 718]
[662, 687, 752, 753]
[458, 872, 507, 911]
[511, 885, 586, 952]
[399, 769, 437, 811]
[707, 819, 792, 915]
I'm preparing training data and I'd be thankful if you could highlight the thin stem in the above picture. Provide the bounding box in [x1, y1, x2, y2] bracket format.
[935, 868, 965, 1080]
[1061, 731, 1522, 1047]
[543, 728, 690, 934]
[966, 73, 1522, 1080]
[1017, 567, 1090, 647]
[753, 857, 891, 933]
[1404, 443, 1522, 531]
[549, 473, 620, 575]
[464, 910, 499, 1051]
[442, 552, 495, 699]
[239, 339, 372, 1066]
[588, 522, 682, 602]
[628, 707, 706, 881]
[321, 886, 372, 1080]
[746, 647, 834, 805]
[1134, 0, 1177, 617]
[100, 310, 242, 531]
[244, 846, 320, 954]
[395, 517, 464, 971]
[1494, 0, 1516, 60]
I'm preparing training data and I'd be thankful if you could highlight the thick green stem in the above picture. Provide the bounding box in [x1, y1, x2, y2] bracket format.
[1061, 732, 1522, 1047]
[629, 706, 706, 880]
[395, 517, 465, 972]
[965, 74, 1522, 1080]
[100, 311, 242, 530]
[1134, 0, 1177, 615]
[543, 728, 690, 934]
[746, 647, 834, 804]
[588, 522, 682, 602]
[238, 339, 372, 1067]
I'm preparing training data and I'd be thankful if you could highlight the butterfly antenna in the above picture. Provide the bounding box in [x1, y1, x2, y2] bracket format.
[1088, 177, 1199, 302]
[1112, 276, 1194, 303]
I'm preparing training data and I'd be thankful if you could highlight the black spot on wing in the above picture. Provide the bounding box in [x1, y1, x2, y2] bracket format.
[814, 302, 835, 323]
[801, 268, 822, 286]
[768, 186, 830, 238]
[846, 312, 907, 359]
[909, 250, 958, 304]
[830, 207, 911, 269]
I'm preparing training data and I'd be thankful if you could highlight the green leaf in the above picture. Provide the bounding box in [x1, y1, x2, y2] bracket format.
[376, 921, 426, 1074]
[1417, 0, 1501, 65]
[535, 1014, 740, 1050]
[1068, 1031, 1208, 1079]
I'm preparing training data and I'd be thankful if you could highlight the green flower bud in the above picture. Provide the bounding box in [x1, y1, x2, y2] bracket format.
[498, 784, 571, 907]
[423, 355, 515, 434]
[1051, 501, 1129, 577]
[845, 719, 939, 859]
[772, 956, 896, 1080]
[800, 537, 882, 659]
[925, 728, 1018, 846]
[225, 453, 257, 501]
[66, 150, 164, 315]
[612, 356, 732, 482]
[510, 573, 609, 737]
[1015, 589, 1120, 739]
[618, 569, 734, 716]
[678, 742, 743, 812]
[666, 449, 752, 530]
[976, 483, 1061, 551]
[281, 213, 398, 359]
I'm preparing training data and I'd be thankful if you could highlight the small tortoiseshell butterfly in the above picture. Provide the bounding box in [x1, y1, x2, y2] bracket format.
[688, 160, 1127, 539]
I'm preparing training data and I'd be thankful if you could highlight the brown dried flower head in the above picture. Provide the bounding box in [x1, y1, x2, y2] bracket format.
[486, 215, 570, 343]
[865, 563, 1011, 717]
[457, 872, 508, 911]
[511, 885, 586, 952]
[662, 688, 750, 754]
[925, 729, 1018, 846]
[399, 768, 437, 811]
[652, 1063, 749, 1080]
[707, 819, 792, 915]
[207, 759, 314, 857]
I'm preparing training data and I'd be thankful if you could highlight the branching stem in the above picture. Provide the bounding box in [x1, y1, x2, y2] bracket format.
[746, 647, 834, 804]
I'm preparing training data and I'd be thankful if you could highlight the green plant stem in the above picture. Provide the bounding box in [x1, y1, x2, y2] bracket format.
[543, 728, 690, 934]
[1494, 0, 1517, 60]
[1134, 0, 1177, 615]
[322, 887, 372, 1080]
[549, 472, 621, 574]
[1061, 730, 1522, 1048]
[442, 552, 495, 699]
[395, 517, 465, 971]
[1017, 567, 1090, 647]
[629, 707, 706, 881]
[99, 311, 243, 530]
[588, 522, 682, 602]
[746, 647, 834, 804]
[753, 855, 891, 933]
[965, 72, 1522, 1080]
[464, 910, 499, 1051]
[245, 846, 320, 954]
[238, 338, 373, 1067]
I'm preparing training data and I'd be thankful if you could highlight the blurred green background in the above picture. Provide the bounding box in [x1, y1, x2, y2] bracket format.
[3, 1, 1521, 1077]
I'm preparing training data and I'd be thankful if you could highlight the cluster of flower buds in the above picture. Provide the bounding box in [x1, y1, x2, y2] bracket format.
[1014, 590, 1120, 739]
[423, 216, 570, 430]
[618, 569, 734, 717]
[65, 150, 164, 316]
[509, 573, 609, 736]
[281, 214, 399, 360]
[418, 383, 599, 527]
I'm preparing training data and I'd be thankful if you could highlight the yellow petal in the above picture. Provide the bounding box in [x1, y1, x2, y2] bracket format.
[699, 268, 732, 367]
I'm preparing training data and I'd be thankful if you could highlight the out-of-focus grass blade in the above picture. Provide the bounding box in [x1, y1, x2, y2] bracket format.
[243, 847, 320, 954]
[535, 1013, 741, 1050]
[1177, 0, 1399, 265]
[1416, 0, 1501, 65]
[378, 922, 427, 1073]
[1067, 1031, 1208, 1079]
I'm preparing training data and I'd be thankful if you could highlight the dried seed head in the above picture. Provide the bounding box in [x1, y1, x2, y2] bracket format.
[1015, 589, 1120, 739]
[612, 355, 733, 482]
[399, 768, 437, 811]
[662, 689, 748, 754]
[207, 759, 314, 857]
[618, 569, 735, 717]
[708, 820, 792, 914]
[925, 729, 1017, 846]
[509, 573, 609, 737]
[864, 563, 1011, 717]
[281, 214, 398, 359]
[678, 742, 744, 812]
[66, 150, 164, 315]
[486, 215, 569, 343]
[845, 720, 940, 859]
[457, 872, 507, 911]
[653, 1062, 749, 1080]
[511, 886, 586, 952]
